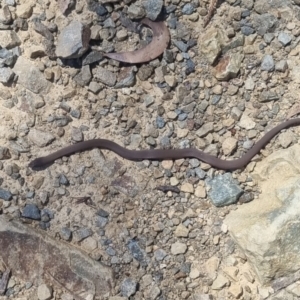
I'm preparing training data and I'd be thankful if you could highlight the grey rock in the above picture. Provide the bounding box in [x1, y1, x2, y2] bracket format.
[206, 173, 243, 207]
[22, 204, 41, 220]
[156, 116, 165, 129]
[154, 248, 167, 261]
[95, 216, 108, 228]
[263, 32, 275, 44]
[73, 227, 92, 242]
[0, 48, 17, 66]
[278, 32, 292, 46]
[127, 3, 145, 19]
[259, 90, 279, 102]
[275, 60, 288, 72]
[120, 278, 137, 297]
[195, 168, 206, 179]
[182, 3, 194, 15]
[97, 208, 109, 218]
[0, 188, 12, 201]
[173, 40, 188, 52]
[0, 30, 21, 49]
[106, 246, 116, 256]
[59, 174, 69, 186]
[73, 65, 92, 87]
[241, 26, 255, 36]
[88, 81, 102, 94]
[143, 0, 163, 20]
[56, 21, 90, 59]
[13, 56, 51, 94]
[94, 66, 116, 86]
[196, 122, 214, 137]
[189, 158, 200, 168]
[0, 147, 11, 160]
[115, 67, 136, 88]
[5, 0, 15, 5]
[252, 13, 279, 36]
[127, 239, 150, 267]
[0, 67, 14, 83]
[82, 51, 103, 65]
[28, 129, 55, 147]
[70, 109, 81, 119]
[261, 54, 275, 71]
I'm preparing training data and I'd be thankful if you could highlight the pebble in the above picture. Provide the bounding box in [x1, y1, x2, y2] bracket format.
[278, 32, 292, 46]
[181, 182, 194, 193]
[222, 137, 238, 155]
[60, 227, 72, 241]
[0, 67, 14, 83]
[143, 0, 163, 20]
[120, 278, 137, 297]
[171, 242, 187, 255]
[206, 173, 243, 207]
[174, 224, 189, 237]
[22, 204, 41, 220]
[195, 185, 206, 198]
[261, 54, 275, 71]
[37, 284, 53, 300]
[154, 249, 167, 261]
[0, 188, 12, 201]
[182, 3, 194, 15]
[239, 114, 256, 130]
[72, 227, 92, 242]
[211, 274, 229, 290]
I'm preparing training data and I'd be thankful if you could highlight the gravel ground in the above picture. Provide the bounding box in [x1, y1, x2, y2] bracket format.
[1, 0, 300, 299]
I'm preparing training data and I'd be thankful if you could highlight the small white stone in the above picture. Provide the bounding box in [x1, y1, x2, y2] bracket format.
[37, 283, 53, 300]
[175, 224, 189, 237]
[181, 182, 194, 193]
[171, 242, 187, 255]
[161, 160, 173, 169]
[170, 177, 179, 186]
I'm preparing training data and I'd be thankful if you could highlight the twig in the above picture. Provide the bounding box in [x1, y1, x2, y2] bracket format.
[203, 0, 218, 28]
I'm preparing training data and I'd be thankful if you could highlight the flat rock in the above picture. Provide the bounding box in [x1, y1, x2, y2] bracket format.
[0, 215, 114, 297]
[225, 144, 300, 284]
[56, 21, 90, 59]
[13, 56, 51, 94]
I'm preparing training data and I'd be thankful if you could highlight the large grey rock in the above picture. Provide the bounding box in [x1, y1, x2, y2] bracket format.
[225, 144, 300, 284]
[0, 215, 114, 297]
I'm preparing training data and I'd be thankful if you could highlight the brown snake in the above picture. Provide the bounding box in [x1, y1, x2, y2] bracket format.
[29, 118, 300, 171]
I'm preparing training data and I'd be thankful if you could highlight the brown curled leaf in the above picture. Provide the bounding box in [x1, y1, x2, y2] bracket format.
[104, 18, 170, 64]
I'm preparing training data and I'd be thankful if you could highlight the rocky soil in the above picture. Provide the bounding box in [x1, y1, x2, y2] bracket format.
[1, 0, 300, 299]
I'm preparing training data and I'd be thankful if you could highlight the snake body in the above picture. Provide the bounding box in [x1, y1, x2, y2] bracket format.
[29, 118, 300, 170]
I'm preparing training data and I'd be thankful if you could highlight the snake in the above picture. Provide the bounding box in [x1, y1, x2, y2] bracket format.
[28, 118, 300, 171]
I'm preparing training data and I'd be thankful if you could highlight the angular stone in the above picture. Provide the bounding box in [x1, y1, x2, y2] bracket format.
[56, 21, 90, 58]
[225, 145, 300, 284]
[13, 57, 51, 94]
[0, 31, 21, 49]
[206, 173, 243, 207]
[0, 215, 113, 297]
[94, 66, 116, 87]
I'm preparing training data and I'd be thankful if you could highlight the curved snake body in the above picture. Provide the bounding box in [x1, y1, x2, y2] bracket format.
[29, 118, 300, 170]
